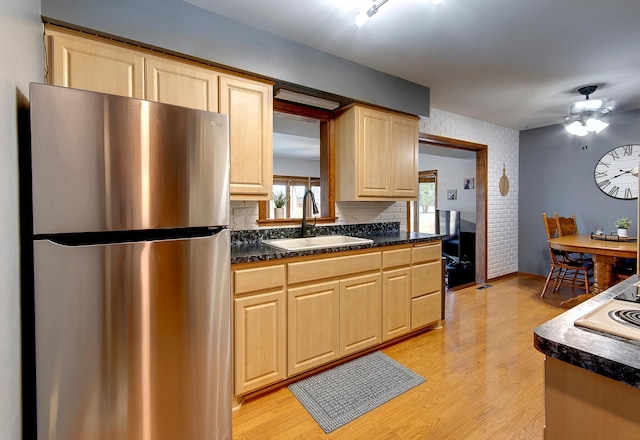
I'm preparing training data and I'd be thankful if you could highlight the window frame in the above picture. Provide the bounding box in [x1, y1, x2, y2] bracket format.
[409, 170, 438, 232]
[257, 100, 337, 226]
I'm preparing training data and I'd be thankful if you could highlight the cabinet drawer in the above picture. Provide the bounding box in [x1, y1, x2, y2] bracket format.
[288, 252, 381, 285]
[234, 264, 285, 295]
[382, 248, 411, 269]
[411, 292, 441, 330]
[411, 261, 441, 298]
[412, 242, 442, 264]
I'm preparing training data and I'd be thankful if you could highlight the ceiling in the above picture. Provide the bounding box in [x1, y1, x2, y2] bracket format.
[185, 0, 640, 131]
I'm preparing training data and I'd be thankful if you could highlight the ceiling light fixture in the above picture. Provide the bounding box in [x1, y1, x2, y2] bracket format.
[355, 0, 442, 28]
[564, 85, 611, 136]
[355, 0, 390, 28]
[275, 89, 340, 110]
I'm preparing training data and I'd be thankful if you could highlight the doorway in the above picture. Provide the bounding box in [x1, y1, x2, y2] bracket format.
[416, 133, 488, 285]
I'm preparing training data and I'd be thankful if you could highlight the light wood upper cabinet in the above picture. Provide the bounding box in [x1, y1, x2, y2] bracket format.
[336, 104, 418, 201]
[391, 114, 419, 197]
[219, 75, 273, 201]
[357, 106, 392, 197]
[45, 26, 274, 202]
[46, 29, 144, 98]
[145, 55, 218, 111]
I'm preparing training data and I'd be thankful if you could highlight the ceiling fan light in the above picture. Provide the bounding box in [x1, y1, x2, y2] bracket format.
[586, 118, 609, 134]
[565, 121, 589, 136]
[570, 98, 605, 114]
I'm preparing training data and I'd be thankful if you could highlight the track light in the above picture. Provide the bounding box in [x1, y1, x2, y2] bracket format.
[355, 0, 389, 27]
[355, 0, 443, 27]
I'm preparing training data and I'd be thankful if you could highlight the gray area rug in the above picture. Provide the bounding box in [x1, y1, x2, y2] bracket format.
[288, 351, 426, 433]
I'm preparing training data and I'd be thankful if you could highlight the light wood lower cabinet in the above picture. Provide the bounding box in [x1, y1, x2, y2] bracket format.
[382, 267, 412, 341]
[234, 290, 286, 395]
[233, 264, 286, 395]
[340, 273, 382, 356]
[411, 242, 442, 330]
[232, 241, 442, 396]
[544, 357, 640, 439]
[382, 247, 412, 341]
[288, 281, 340, 375]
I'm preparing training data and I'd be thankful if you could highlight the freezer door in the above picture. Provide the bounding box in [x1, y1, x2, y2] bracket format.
[33, 230, 231, 440]
[30, 83, 229, 234]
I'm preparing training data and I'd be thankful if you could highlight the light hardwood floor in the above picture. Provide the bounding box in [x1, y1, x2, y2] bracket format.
[232, 273, 578, 439]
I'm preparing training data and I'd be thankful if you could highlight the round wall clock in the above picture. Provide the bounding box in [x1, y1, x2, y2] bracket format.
[593, 144, 640, 200]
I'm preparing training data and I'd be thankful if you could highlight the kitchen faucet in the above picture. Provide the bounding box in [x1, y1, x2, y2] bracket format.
[301, 189, 319, 237]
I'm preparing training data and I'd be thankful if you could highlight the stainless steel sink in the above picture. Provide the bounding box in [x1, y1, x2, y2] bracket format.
[262, 235, 374, 251]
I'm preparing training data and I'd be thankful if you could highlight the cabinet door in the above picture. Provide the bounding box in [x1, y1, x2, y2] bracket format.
[357, 106, 392, 197]
[382, 267, 411, 341]
[288, 281, 340, 375]
[234, 290, 286, 395]
[411, 291, 441, 330]
[411, 260, 442, 298]
[391, 115, 418, 197]
[340, 273, 382, 356]
[219, 75, 273, 201]
[46, 30, 144, 98]
[145, 56, 218, 111]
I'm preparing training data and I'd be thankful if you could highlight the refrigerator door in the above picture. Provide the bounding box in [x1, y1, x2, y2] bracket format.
[33, 230, 231, 440]
[30, 83, 229, 234]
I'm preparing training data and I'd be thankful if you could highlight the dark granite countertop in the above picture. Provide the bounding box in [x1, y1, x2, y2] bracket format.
[230, 222, 444, 264]
[534, 275, 640, 389]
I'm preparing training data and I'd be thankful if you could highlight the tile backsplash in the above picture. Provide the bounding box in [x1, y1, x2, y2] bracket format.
[231, 222, 401, 245]
[229, 200, 408, 231]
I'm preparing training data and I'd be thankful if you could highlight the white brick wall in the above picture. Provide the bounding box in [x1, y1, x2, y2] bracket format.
[335, 201, 407, 229]
[229, 107, 519, 279]
[419, 108, 520, 279]
[229, 201, 259, 230]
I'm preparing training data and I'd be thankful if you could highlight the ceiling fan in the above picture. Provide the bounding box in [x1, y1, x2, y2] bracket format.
[564, 85, 611, 136]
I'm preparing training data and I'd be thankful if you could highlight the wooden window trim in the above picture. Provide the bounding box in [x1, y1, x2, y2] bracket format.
[409, 170, 438, 232]
[258, 100, 337, 226]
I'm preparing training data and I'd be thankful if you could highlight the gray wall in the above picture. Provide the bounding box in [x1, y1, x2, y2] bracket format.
[41, 0, 429, 117]
[519, 109, 640, 276]
[1, 0, 43, 438]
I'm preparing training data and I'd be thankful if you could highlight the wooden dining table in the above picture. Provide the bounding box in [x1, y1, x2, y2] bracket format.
[548, 234, 637, 294]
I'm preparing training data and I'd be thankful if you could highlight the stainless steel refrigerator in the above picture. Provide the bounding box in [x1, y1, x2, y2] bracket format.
[28, 83, 232, 439]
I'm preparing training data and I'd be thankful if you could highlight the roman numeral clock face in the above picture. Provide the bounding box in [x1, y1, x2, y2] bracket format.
[594, 145, 640, 200]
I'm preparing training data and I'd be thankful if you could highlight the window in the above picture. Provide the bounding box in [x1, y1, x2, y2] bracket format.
[258, 100, 336, 225]
[409, 170, 437, 232]
[269, 176, 321, 219]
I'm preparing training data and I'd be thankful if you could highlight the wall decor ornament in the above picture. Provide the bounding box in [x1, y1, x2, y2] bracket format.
[464, 178, 474, 189]
[447, 189, 457, 200]
[593, 144, 640, 200]
[499, 163, 509, 196]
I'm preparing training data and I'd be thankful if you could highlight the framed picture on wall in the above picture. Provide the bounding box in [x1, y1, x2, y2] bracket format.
[447, 189, 457, 200]
[464, 178, 475, 189]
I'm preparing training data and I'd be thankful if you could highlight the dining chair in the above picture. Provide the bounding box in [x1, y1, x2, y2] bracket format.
[555, 212, 579, 236]
[554, 212, 593, 264]
[541, 213, 591, 298]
